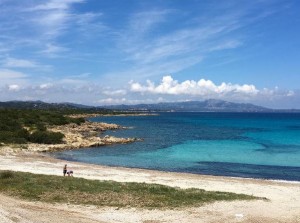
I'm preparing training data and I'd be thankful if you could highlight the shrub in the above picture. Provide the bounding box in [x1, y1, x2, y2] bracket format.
[70, 117, 85, 125]
[0, 171, 14, 179]
[29, 131, 64, 144]
[36, 123, 47, 131]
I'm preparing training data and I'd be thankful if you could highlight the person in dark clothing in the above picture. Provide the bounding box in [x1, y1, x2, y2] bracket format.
[63, 164, 67, 176]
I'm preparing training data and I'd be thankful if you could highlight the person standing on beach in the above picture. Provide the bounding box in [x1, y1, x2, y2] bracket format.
[63, 164, 67, 176]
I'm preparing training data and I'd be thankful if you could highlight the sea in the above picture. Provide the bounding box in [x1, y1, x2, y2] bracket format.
[53, 112, 300, 181]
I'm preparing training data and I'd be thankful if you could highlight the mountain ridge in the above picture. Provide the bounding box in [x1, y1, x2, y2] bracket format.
[100, 99, 272, 112]
[1, 99, 299, 113]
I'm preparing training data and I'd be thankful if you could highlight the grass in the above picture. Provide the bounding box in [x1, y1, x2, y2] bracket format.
[0, 170, 261, 208]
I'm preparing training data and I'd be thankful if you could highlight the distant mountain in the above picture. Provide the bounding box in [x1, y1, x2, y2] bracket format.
[0, 101, 108, 112]
[101, 99, 272, 112]
[1, 99, 299, 113]
[0, 101, 87, 110]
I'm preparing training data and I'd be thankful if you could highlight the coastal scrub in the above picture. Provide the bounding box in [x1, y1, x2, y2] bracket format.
[0, 109, 84, 145]
[0, 170, 260, 208]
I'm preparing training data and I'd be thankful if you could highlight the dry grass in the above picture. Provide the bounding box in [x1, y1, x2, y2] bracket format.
[0, 170, 262, 209]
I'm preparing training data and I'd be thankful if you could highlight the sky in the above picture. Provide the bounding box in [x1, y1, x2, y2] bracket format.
[0, 0, 300, 108]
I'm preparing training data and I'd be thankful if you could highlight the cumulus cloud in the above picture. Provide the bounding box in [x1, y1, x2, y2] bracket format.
[0, 75, 298, 109]
[97, 98, 127, 105]
[287, 90, 295, 97]
[39, 83, 53, 89]
[8, 84, 20, 91]
[130, 75, 259, 97]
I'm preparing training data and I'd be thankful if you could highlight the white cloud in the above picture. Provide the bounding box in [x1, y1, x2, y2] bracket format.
[59, 78, 89, 85]
[39, 83, 53, 89]
[130, 75, 259, 96]
[0, 43, 10, 53]
[0, 78, 298, 109]
[119, 10, 247, 67]
[0, 0, 105, 61]
[2, 57, 38, 68]
[287, 90, 295, 97]
[30, 0, 84, 11]
[29, 0, 85, 39]
[1, 57, 52, 71]
[103, 56, 203, 84]
[0, 69, 28, 86]
[97, 98, 127, 105]
[103, 89, 127, 96]
[209, 40, 242, 52]
[106, 8, 253, 83]
[40, 43, 68, 56]
[42, 43, 68, 54]
[8, 84, 20, 91]
[0, 69, 27, 79]
[68, 72, 90, 79]
[129, 10, 171, 34]
[74, 12, 107, 37]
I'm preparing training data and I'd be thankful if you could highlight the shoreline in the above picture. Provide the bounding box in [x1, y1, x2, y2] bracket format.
[54, 153, 300, 184]
[1, 150, 299, 189]
[2, 146, 299, 185]
[68, 112, 159, 119]
[0, 151, 300, 222]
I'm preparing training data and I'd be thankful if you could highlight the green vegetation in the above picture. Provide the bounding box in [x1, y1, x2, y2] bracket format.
[29, 131, 65, 144]
[0, 104, 143, 145]
[0, 109, 85, 144]
[0, 170, 260, 208]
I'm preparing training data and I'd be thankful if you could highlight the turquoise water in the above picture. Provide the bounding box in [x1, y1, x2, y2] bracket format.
[53, 113, 300, 181]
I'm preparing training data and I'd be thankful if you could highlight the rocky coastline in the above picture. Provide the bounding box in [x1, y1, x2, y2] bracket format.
[37, 121, 141, 152]
[68, 112, 158, 119]
[1, 120, 142, 154]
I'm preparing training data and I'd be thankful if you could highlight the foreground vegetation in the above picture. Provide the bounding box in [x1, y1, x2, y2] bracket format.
[0, 170, 260, 208]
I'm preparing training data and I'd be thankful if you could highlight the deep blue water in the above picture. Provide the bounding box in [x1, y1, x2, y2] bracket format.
[53, 113, 300, 181]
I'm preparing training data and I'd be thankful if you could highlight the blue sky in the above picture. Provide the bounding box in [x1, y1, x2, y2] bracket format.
[0, 0, 300, 108]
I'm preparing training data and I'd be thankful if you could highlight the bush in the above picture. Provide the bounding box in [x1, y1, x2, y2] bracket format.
[0, 109, 80, 144]
[10, 137, 28, 144]
[0, 128, 29, 144]
[70, 117, 85, 125]
[16, 129, 30, 139]
[29, 131, 64, 144]
[0, 171, 14, 179]
[36, 123, 47, 131]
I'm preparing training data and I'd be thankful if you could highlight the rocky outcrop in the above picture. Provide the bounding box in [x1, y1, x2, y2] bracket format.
[24, 121, 142, 152]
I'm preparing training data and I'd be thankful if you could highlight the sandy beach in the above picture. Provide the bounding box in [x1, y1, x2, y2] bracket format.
[0, 151, 299, 223]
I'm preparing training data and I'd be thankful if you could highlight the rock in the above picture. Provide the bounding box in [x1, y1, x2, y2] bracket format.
[22, 121, 142, 152]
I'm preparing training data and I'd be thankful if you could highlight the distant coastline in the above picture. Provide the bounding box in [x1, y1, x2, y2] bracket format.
[2, 99, 300, 113]
[68, 112, 159, 119]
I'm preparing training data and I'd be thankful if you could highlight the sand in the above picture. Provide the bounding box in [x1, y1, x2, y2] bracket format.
[0, 152, 300, 223]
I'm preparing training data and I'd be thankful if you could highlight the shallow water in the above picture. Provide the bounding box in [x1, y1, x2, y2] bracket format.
[53, 112, 300, 181]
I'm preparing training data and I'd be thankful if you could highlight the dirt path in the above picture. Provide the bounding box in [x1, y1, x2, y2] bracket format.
[0, 194, 105, 223]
